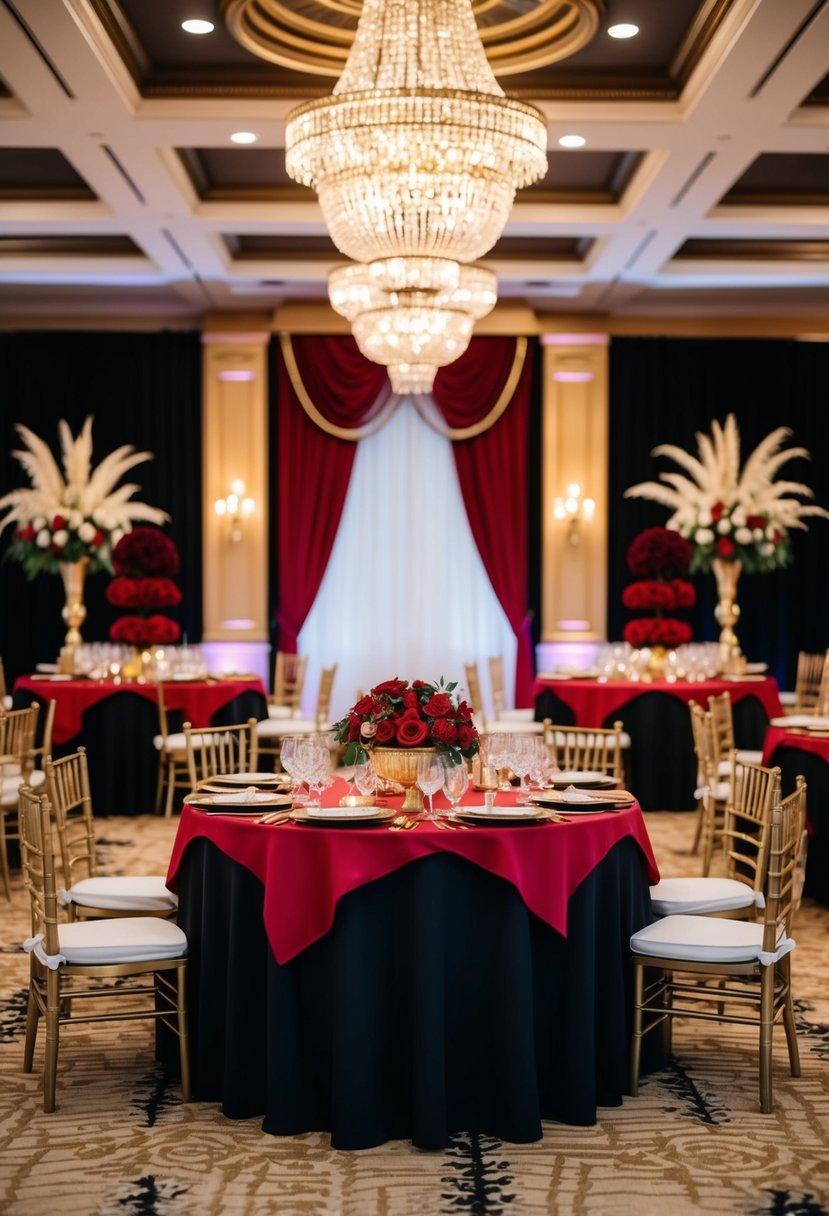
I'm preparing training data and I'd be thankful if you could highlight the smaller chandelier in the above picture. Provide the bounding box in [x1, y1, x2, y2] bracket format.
[329, 257, 497, 394]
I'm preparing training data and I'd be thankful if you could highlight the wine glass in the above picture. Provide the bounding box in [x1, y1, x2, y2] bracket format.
[442, 759, 468, 819]
[416, 754, 444, 820]
[353, 755, 378, 801]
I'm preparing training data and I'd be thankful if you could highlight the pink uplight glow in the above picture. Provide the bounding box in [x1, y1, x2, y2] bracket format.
[218, 370, 256, 382]
[553, 370, 594, 383]
[541, 333, 609, 346]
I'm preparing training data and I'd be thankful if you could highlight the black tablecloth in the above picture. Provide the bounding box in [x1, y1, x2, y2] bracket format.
[166, 835, 662, 1150]
[12, 686, 267, 815]
[535, 689, 770, 812]
[766, 744, 829, 906]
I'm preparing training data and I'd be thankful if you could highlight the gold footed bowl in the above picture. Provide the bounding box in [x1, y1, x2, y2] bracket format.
[370, 746, 437, 812]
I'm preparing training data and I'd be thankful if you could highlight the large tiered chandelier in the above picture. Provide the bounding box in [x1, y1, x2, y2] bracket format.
[285, 0, 548, 393]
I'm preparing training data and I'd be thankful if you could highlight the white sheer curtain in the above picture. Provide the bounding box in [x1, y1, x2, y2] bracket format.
[298, 400, 516, 723]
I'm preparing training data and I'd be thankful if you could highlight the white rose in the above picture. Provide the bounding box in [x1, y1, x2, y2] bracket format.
[761, 542, 775, 557]
[735, 527, 753, 545]
[33, 515, 46, 530]
[78, 521, 96, 543]
[765, 524, 777, 540]
[695, 527, 714, 545]
[36, 529, 51, 548]
[68, 510, 82, 530]
[731, 507, 746, 527]
[717, 518, 731, 534]
[697, 510, 712, 527]
[52, 529, 69, 547]
[753, 528, 764, 542]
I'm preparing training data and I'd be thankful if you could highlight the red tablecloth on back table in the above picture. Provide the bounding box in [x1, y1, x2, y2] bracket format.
[532, 675, 782, 728]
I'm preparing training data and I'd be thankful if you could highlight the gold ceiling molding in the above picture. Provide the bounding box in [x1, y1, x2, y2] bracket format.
[221, 0, 604, 78]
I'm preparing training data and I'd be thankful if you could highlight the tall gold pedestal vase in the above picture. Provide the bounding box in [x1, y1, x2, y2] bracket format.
[58, 557, 89, 674]
[711, 557, 742, 674]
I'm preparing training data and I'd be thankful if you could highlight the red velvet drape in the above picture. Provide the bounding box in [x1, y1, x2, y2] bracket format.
[276, 336, 390, 651]
[432, 339, 535, 706]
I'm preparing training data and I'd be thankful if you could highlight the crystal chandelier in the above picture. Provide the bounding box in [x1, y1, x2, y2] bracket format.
[284, 0, 547, 391]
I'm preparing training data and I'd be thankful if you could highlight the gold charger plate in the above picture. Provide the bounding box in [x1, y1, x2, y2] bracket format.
[187, 793, 293, 815]
[545, 772, 618, 790]
[455, 806, 550, 826]
[290, 806, 397, 827]
[198, 772, 287, 790]
[530, 792, 631, 813]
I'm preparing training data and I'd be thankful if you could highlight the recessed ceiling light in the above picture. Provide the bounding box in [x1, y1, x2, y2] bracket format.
[558, 134, 586, 149]
[608, 23, 639, 39]
[230, 132, 259, 145]
[181, 18, 215, 35]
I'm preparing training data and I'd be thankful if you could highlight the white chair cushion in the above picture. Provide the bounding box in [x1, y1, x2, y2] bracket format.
[631, 914, 793, 965]
[485, 720, 544, 735]
[496, 709, 536, 722]
[1, 769, 45, 805]
[649, 876, 758, 917]
[256, 718, 319, 738]
[769, 714, 829, 729]
[1, 694, 11, 710]
[694, 780, 730, 802]
[60, 875, 178, 912]
[267, 705, 294, 720]
[777, 691, 796, 706]
[716, 750, 764, 777]
[153, 732, 207, 752]
[24, 917, 187, 969]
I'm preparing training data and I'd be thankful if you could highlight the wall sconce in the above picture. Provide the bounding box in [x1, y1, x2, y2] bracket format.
[214, 479, 255, 544]
[553, 483, 595, 546]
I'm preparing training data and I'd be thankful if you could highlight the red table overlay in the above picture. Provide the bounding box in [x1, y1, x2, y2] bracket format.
[762, 726, 829, 766]
[166, 780, 659, 965]
[533, 676, 782, 727]
[14, 675, 267, 744]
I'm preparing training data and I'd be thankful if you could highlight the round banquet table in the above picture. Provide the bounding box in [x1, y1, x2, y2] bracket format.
[533, 676, 782, 812]
[163, 781, 662, 1150]
[763, 726, 829, 906]
[12, 675, 268, 816]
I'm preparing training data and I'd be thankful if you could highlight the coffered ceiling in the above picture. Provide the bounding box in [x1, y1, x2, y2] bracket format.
[0, 0, 828, 330]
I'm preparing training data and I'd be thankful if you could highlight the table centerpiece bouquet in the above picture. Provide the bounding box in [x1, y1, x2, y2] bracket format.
[625, 413, 828, 669]
[107, 527, 182, 659]
[622, 527, 695, 675]
[333, 677, 480, 809]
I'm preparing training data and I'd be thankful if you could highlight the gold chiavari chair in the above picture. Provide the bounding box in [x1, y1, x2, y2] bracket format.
[688, 700, 732, 871]
[542, 719, 625, 781]
[154, 681, 206, 817]
[267, 652, 308, 721]
[45, 748, 177, 920]
[487, 655, 536, 723]
[256, 664, 338, 765]
[816, 651, 829, 716]
[0, 656, 11, 709]
[1, 704, 41, 900]
[184, 718, 259, 786]
[707, 690, 764, 775]
[630, 775, 806, 1113]
[781, 649, 826, 714]
[650, 757, 781, 918]
[18, 785, 190, 1113]
[464, 661, 543, 735]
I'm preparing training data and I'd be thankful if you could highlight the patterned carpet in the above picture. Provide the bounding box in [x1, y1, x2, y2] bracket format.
[1, 811, 827, 1216]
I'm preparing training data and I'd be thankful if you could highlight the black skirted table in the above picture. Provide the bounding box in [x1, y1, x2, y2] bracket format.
[12, 675, 267, 815]
[763, 726, 829, 906]
[164, 792, 662, 1150]
[533, 675, 782, 811]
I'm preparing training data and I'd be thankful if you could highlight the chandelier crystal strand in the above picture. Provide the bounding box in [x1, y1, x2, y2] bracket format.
[284, 0, 547, 385]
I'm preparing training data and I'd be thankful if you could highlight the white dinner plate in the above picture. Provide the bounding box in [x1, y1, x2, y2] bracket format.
[209, 772, 283, 785]
[290, 806, 396, 826]
[769, 715, 829, 730]
[745, 662, 768, 674]
[546, 771, 617, 790]
[456, 806, 549, 825]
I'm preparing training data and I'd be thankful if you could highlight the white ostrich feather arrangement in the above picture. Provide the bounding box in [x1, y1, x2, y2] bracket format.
[0, 416, 168, 578]
[625, 414, 828, 573]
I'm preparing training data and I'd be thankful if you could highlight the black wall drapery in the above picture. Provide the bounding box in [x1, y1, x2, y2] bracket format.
[0, 331, 203, 683]
[608, 337, 829, 689]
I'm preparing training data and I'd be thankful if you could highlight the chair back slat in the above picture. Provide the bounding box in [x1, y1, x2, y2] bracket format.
[315, 665, 337, 728]
[794, 650, 825, 713]
[707, 691, 736, 766]
[44, 749, 96, 884]
[816, 652, 829, 716]
[18, 784, 61, 955]
[184, 719, 259, 785]
[0, 705, 40, 779]
[542, 720, 624, 780]
[763, 775, 807, 952]
[721, 755, 779, 892]
[488, 657, 506, 719]
[465, 663, 486, 728]
[272, 652, 308, 712]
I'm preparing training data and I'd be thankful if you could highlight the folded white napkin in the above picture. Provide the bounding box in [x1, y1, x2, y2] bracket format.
[307, 806, 378, 818]
[559, 786, 594, 803]
[472, 805, 537, 816]
[213, 788, 270, 804]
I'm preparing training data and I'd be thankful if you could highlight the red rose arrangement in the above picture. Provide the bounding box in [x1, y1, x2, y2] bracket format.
[107, 526, 182, 647]
[333, 677, 480, 766]
[622, 527, 695, 650]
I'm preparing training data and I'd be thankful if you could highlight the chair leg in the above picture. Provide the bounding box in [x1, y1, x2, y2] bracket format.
[176, 963, 191, 1102]
[690, 799, 704, 855]
[164, 757, 176, 819]
[700, 798, 715, 877]
[630, 961, 644, 1096]
[43, 971, 60, 1113]
[759, 966, 775, 1113]
[23, 981, 39, 1072]
[155, 754, 165, 814]
[0, 815, 11, 901]
[781, 956, 801, 1078]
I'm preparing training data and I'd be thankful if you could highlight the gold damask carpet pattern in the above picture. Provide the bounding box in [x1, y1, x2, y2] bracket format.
[1, 812, 827, 1216]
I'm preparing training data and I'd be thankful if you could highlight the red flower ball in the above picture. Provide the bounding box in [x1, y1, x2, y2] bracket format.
[669, 578, 696, 608]
[622, 580, 677, 611]
[626, 527, 694, 578]
[431, 718, 458, 745]
[371, 677, 407, 699]
[423, 693, 453, 718]
[113, 526, 180, 577]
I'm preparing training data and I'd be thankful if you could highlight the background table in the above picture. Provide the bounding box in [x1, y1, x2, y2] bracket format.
[763, 726, 829, 906]
[533, 676, 782, 811]
[165, 785, 661, 1150]
[13, 675, 267, 815]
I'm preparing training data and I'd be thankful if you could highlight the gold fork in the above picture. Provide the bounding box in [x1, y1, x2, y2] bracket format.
[387, 815, 409, 831]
